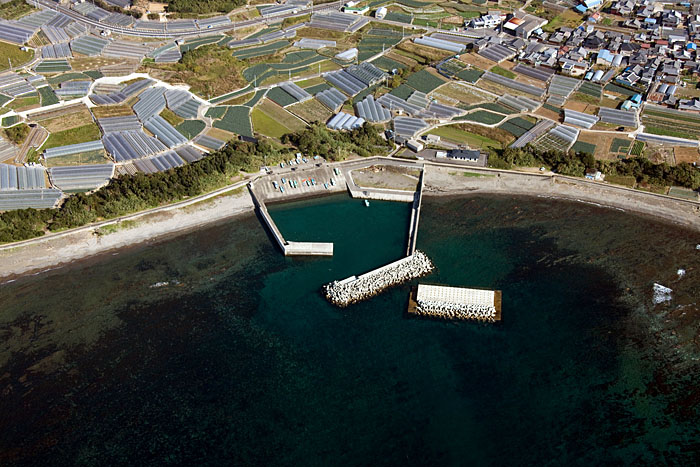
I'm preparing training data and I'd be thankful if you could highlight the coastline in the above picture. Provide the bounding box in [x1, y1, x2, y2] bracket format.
[0, 190, 255, 282]
[1, 162, 699, 280]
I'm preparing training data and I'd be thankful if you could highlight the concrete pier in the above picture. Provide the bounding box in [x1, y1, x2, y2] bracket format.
[407, 284, 502, 323]
[406, 169, 425, 256]
[249, 181, 334, 256]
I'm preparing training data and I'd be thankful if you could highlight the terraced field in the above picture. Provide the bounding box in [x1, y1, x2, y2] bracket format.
[175, 120, 206, 139]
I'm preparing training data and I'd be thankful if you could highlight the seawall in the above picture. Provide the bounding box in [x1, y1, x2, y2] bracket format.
[424, 166, 700, 230]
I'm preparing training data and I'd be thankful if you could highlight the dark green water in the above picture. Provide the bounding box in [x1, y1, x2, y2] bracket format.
[1, 193, 699, 466]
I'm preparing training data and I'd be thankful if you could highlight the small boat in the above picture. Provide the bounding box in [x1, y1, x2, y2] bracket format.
[272, 181, 278, 189]
[281, 177, 286, 184]
[324, 182, 328, 189]
[330, 178, 335, 186]
[280, 186, 285, 193]
[311, 178, 316, 185]
[364, 199, 370, 207]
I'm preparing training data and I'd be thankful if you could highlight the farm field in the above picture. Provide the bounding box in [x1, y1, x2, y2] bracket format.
[256, 99, 306, 134]
[175, 120, 206, 139]
[251, 107, 293, 139]
[641, 107, 700, 140]
[458, 110, 506, 125]
[609, 137, 631, 155]
[41, 107, 94, 132]
[432, 82, 491, 106]
[405, 69, 447, 93]
[42, 123, 102, 150]
[213, 106, 253, 137]
[673, 146, 700, 164]
[0, 0, 35, 20]
[571, 140, 596, 155]
[575, 131, 618, 160]
[0, 39, 33, 71]
[44, 150, 110, 167]
[38, 86, 59, 106]
[90, 105, 134, 119]
[8, 95, 39, 111]
[287, 99, 333, 124]
[429, 124, 508, 149]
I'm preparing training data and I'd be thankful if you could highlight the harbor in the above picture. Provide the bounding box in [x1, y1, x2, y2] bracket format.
[407, 284, 503, 323]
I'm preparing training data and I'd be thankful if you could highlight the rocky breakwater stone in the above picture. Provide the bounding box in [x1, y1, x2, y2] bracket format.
[323, 251, 434, 307]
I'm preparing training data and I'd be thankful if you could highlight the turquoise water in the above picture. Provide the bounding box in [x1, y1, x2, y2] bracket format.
[0, 194, 698, 465]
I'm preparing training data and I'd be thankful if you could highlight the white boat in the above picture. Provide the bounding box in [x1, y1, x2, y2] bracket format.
[364, 199, 370, 207]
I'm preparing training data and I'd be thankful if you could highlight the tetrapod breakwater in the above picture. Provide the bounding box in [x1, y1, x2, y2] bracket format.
[407, 284, 502, 322]
[323, 251, 434, 307]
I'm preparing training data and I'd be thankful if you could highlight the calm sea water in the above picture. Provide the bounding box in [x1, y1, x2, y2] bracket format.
[1, 193, 699, 466]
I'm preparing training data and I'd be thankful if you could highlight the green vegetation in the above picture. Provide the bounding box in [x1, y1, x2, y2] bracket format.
[571, 140, 596, 155]
[491, 66, 516, 80]
[175, 120, 206, 139]
[459, 110, 506, 125]
[0, 0, 34, 20]
[232, 40, 289, 60]
[464, 102, 516, 115]
[0, 139, 287, 243]
[282, 122, 390, 161]
[166, 0, 243, 14]
[456, 68, 483, 83]
[610, 138, 631, 153]
[7, 95, 39, 110]
[0, 40, 33, 71]
[570, 92, 600, 105]
[42, 124, 102, 150]
[35, 60, 71, 74]
[38, 86, 59, 106]
[160, 108, 185, 127]
[164, 45, 247, 98]
[267, 87, 298, 107]
[213, 106, 253, 137]
[4, 123, 29, 144]
[604, 83, 637, 97]
[244, 89, 267, 107]
[389, 83, 414, 100]
[282, 13, 311, 29]
[429, 124, 510, 150]
[371, 56, 407, 72]
[405, 69, 446, 93]
[205, 106, 227, 119]
[490, 145, 700, 190]
[498, 117, 535, 137]
[251, 108, 292, 138]
[641, 108, 700, 141]
[630, 141, 645, 156]
[1, 115, 19, 127]
[179, 36, 226, 53]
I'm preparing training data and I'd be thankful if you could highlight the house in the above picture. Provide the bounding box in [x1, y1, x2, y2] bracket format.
[503, 12, 548, 39]
[612, 0, 636, 16]
[470, 14, 503, 29]
[585, 169, 604, 181]
[678, 98, 700, 113]
[447, 149, 481, 162]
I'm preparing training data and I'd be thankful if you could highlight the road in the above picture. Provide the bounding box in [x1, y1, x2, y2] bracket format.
[35, 0, 344, 39]
[15, 125, 48, 164]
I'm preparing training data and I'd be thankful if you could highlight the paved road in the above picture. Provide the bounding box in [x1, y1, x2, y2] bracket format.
[35, 0, 344, 38]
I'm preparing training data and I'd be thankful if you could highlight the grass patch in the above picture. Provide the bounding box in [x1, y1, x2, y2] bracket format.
[7, 94, 39, 111]
[491, 66, 516, 80]
[251, 107, 292, 138]
[0, 40, 33, 71]
[462, 171, 494, 177]
[42, 123, 102, 150]
[160, 108, 185, 126]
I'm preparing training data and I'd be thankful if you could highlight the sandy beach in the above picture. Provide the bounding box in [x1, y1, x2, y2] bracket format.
[1, 161, 699, 280]
[0, 189, 255, 281]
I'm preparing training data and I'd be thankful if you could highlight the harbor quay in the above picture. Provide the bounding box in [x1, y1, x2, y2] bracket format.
[407, 284, 502, 323]
[323, 251, 434, 307]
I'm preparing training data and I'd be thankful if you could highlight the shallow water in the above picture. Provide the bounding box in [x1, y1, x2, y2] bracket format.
[0, 193, 698, 466]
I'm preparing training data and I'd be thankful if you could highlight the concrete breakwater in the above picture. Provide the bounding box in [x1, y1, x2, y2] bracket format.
[407, 284, 502, 322]
[323, 251, 434, 307]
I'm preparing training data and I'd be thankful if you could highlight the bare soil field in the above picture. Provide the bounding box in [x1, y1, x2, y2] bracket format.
[458, 52, 496, 71]
[674, 146, 700, 164]
[576, 131, 618, 160]
[287, 99, 333, 124]
[41, 107, 94, 132]
[90, 105, 135, 119]
[352, 165, 420, 191]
